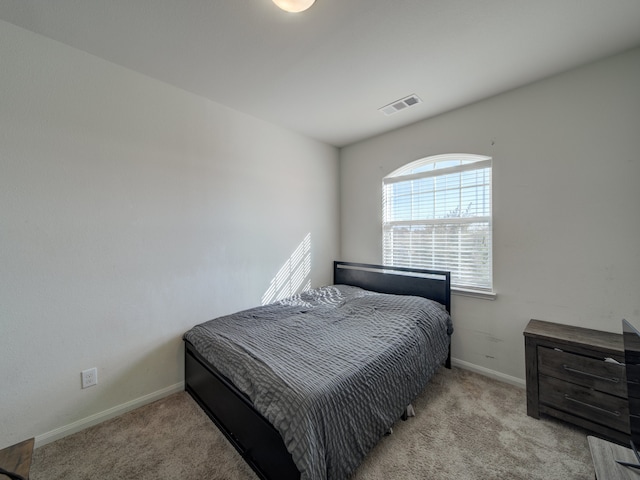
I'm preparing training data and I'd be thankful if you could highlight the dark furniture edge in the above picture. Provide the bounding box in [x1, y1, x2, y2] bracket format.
[185, 342, 298, 480]
[333, 261, 451, 313]
[185, 261, 453, 480]
[524, 319, 623, 358]
[524, 335, 539, 418]
[0, 437, 34, 480]
[524, 319, 629, 445]
[539, 405, 629, 445]
[334, 261, 452, 368]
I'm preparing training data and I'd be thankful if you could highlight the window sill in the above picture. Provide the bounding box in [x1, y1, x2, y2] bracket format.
[452, 288, 497, 301]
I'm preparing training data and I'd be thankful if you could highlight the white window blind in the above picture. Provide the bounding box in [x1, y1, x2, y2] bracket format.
[383, 154, 493, 292]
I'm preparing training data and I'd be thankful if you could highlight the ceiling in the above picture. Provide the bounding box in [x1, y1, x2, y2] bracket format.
[1, 1, 640, 147]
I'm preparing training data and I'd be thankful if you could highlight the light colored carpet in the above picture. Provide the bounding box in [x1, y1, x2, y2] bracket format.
[30, 367, 594, 479]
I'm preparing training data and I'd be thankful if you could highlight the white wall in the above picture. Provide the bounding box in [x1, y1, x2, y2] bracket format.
[0, 20, 339, 448]
[340, 47, 640, 384]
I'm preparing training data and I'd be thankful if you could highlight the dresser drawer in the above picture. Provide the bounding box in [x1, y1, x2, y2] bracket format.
[525, 319, 628, 443]
[539, 375, 630, 434]
[538, 346, 626, 397]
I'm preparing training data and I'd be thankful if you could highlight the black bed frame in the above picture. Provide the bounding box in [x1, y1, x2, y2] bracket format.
[184, 261, 452, 480]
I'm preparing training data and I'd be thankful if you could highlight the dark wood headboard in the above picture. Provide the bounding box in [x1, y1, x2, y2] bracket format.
[333, 261, 451, 313]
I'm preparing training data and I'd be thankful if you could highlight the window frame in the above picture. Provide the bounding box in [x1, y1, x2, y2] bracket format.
[382, 153, 494, 297]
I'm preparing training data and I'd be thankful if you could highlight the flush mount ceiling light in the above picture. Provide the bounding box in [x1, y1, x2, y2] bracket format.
[272, 0, 315, 13]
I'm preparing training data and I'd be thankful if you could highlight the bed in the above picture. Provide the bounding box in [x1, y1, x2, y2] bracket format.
[183, 261, 452, 480]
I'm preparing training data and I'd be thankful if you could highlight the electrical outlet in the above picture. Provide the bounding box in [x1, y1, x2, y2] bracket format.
[81, 367, 98, 389]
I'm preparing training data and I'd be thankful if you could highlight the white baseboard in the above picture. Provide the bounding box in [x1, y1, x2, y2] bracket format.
[34, 363, 523, 448]
[451, 358, 526, 389]
[35, 382, 184, 448]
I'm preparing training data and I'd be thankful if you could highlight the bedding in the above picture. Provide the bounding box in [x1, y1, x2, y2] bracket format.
[183, 284, 452, 480]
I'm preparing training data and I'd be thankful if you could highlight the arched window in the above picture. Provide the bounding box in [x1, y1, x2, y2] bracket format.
[383, 153, 493, 293]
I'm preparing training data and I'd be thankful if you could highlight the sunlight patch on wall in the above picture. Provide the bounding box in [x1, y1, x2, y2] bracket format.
[262, 233, 311, 305]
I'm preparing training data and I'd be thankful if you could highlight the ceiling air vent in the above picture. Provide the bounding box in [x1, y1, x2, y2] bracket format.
[378, 94, 422, 116]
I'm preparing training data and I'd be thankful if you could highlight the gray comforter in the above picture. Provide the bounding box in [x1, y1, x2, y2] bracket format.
[184, 285, 452, 480]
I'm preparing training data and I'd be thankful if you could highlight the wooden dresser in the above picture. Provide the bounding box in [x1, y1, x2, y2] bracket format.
[0, 438, 34, 480]
[588, 436, 640, 480]
[524, 319, 629, 444]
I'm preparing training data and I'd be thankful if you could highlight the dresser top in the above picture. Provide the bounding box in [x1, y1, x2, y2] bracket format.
[588, 436, 638, 480]
[524, 319, 623, 355]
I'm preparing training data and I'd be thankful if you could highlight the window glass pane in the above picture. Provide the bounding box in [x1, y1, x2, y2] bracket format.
[433, 159, 461, 170]
[383, 154, 492, 291]
[411, 163, 434, 174]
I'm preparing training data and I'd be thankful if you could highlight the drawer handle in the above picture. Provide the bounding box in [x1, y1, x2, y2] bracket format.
[563, 394, 621, 417]
[562, 364, 620, 383]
